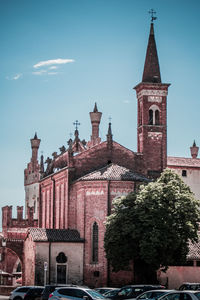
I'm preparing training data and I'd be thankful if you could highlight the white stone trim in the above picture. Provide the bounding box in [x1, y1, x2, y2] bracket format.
[148, 132, 163, 140]
[148, 96, 162, 103]
[137, 89, 168, 98]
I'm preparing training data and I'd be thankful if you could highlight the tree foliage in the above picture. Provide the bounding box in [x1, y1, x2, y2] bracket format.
[104, 169, 200, 281]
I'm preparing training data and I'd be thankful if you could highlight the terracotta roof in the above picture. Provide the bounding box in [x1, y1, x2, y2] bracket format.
[28, 228, 84, 242]
[188, 239, 200, 260]
[78, 163, 149, 182]
[167, 156, 200, 168]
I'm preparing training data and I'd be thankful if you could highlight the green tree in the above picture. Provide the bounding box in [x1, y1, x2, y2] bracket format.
[104, 169, 200, 283]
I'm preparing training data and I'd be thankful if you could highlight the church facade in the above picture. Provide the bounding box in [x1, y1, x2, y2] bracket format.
[1, 21, 200, 288]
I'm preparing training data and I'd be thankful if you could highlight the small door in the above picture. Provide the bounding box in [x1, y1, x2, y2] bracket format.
[57, 264, 67, 284]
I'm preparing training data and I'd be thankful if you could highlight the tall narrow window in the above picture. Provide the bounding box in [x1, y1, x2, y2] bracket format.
[155, 110, 160, 125]
[92, 222, 98, 263]
[149, 110, 153, 125]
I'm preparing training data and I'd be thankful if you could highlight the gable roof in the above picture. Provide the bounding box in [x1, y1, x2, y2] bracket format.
[27, 228, 84, 242]
[167, 156, 200, 168]
[77, 163, 149, 182]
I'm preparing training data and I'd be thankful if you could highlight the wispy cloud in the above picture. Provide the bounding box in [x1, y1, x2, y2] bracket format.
[32, 70, 47, 75]
[6, 73, 23, 80]
[32, 70, 59, 76]
[13, 73, 22, 80]
[49, 66, 58, 70]
[48, 72, 58, 75]
[33, 58, 75, 69]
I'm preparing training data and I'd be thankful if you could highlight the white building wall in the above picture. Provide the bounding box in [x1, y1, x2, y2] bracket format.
[35, 242, 84, 285]
[25, 182, 40, 219]
[168, 167, 200, 200]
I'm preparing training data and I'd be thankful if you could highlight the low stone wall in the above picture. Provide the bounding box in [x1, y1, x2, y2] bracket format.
[0, 285, 15, 296]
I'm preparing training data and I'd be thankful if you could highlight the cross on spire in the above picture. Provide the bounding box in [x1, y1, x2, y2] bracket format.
[73, 120, 80, 130]
[149, 9, 157, 23]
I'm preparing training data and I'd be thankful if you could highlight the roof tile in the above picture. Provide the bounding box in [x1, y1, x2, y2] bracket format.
[167, 157, 200, 168]
[28, 228, 84, 242]
[78, 163, 149, 182]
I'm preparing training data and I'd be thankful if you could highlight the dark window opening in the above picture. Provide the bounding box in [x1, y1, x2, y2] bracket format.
[107, 160, 112, 165]
[57, 264, 66, 284]
[155, 110, 160, 125]
[196, 261, 200, 266]
[56, 252, 67, 263]
[16, 262, 21, 272]
[182, 170, 187, 177]
[148, 109, 153, 125]
[94, 271, 100, 277]
[92, 222, 98, 263]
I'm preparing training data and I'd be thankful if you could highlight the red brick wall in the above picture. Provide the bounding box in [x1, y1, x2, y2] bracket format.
[23, 235, 36, 285]
[40, 170, 69, 229]
[2, 206, 37, 238]
[72, 141, 144, 179]
[135, 84, 169, 175]
[71, 180, 135, 287]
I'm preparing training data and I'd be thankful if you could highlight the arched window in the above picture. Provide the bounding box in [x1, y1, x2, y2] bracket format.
[148, 105, 160, 125]
[149, 109, 153, 125]
[155, 110, 160, 125]
[92, 222, 98, 263]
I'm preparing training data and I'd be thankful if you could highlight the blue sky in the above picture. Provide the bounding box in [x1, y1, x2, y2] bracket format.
[0, 0, 200, 220]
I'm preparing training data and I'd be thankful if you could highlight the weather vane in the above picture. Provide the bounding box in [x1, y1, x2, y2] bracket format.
[73, 120, 80, 130]
[149, 9, 157, 23]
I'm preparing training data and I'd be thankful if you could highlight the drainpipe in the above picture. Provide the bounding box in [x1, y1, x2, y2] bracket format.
[49, 242, 51, 284]
[107, 180, 111, 286]
[51, 177, 55, 228]
[83, 188, 86, 285]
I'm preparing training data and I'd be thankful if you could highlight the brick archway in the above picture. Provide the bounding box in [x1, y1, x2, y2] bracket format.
[1, 239, 24, 262]
[0, 238, 24, 284]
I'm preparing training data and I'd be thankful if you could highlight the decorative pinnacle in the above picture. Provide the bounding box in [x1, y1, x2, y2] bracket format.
[193, 140, 196, 147]
[93, 102, 98, 113]
[34, 132, 38, 139]
[73, 120, 80, 130]
[149, 9, 157, 23]
[107, 122, 112, 136]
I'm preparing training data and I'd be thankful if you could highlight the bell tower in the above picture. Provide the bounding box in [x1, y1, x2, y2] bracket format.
[134, 17, 170, 178]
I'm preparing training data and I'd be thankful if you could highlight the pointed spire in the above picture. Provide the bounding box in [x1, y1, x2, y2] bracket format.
[107, 122, 113, 150]
[93, 102, 98, 113]
[34, 132, 38, 139]
[107, 122, 112, 136]
[142, 22, 161, 83]
[40, 154, 44, 175]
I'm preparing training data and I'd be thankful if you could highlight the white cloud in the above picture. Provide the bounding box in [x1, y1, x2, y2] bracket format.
[6, 73, 23, 80]
[49, 66, 58, 70]
[13, 73, 22, 80]
[47, 72, 58, 75]
[33, 58, 75, 69]
[32, 70, 47, 75]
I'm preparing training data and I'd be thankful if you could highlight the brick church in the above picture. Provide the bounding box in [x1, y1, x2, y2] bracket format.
[1, 21, 200, 288]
